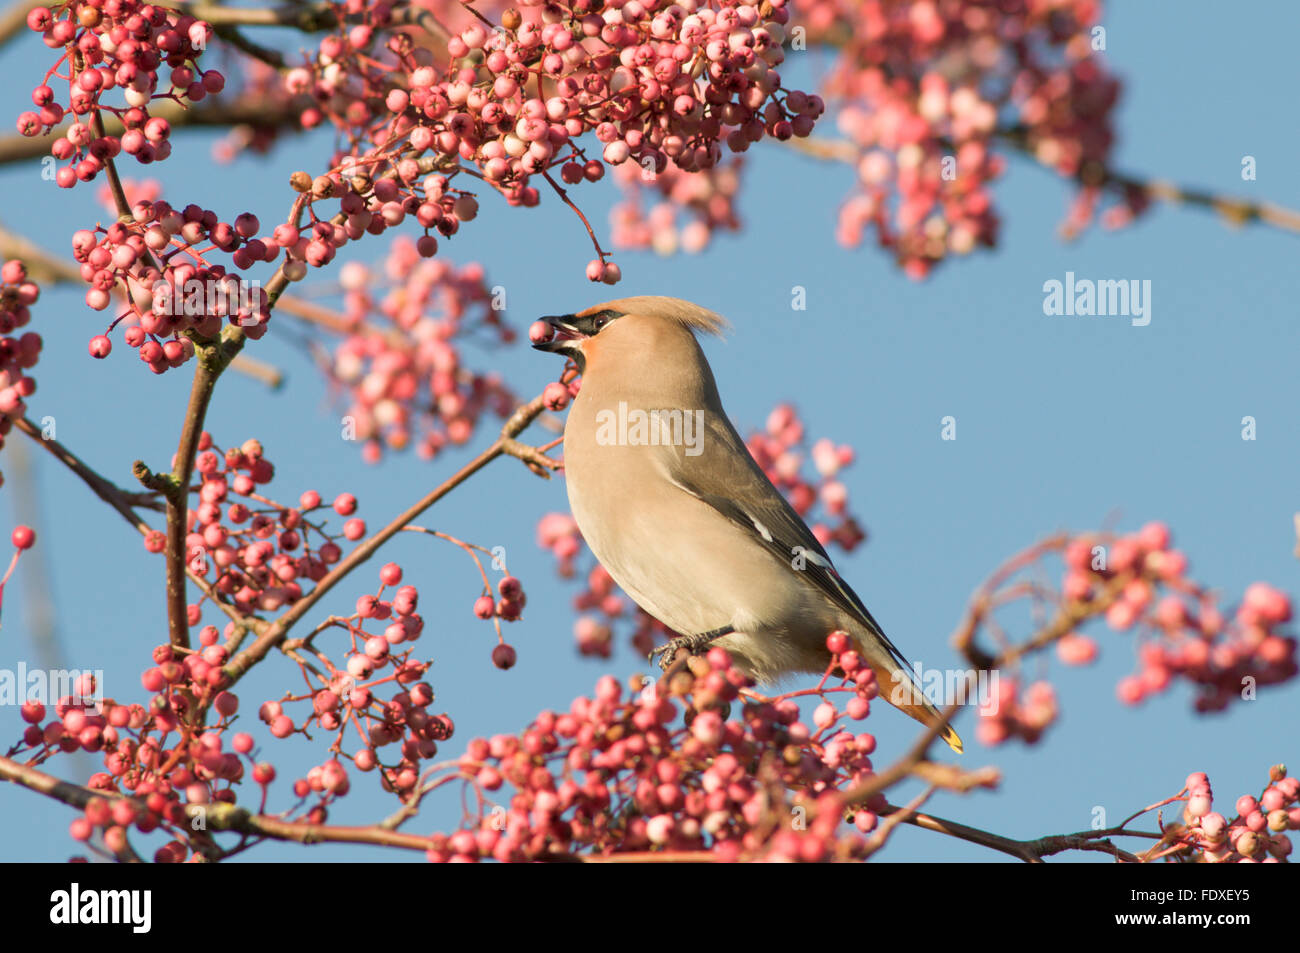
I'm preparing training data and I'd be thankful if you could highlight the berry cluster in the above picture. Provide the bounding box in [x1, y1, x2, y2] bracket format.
[8, 515, 538, 860]
[15, 657, 249, 860]
[535, 511, 582, 577]
[11, 0, 1146, 299]
[160, 435, 367, 617]
[432, 640, 888, 861]
[327, 240, 515, 463]
[17, 1, 222, 188]
[16, 672, 117, 760]
[1171, 769, 1297, 863]
[975, 679, 1058, 747]
[747, 403, 864, 550]
[480, 572, 528, 622]
[805, 0, 1121, 276]
[268, 0, 818, 281]
[74, 199, 272, 372]
[1060, 525, 1298, 712]
[0, 262, 41, 487]
[280, 164, 482, 279]
[255, 562, 455, 804]
[968, 522, 1297, 748]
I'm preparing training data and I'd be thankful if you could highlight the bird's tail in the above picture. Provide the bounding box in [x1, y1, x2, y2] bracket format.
[852, 635, 964, 754]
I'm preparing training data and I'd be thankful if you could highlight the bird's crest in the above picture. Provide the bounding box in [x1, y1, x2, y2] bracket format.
[586, 296, 730, 338]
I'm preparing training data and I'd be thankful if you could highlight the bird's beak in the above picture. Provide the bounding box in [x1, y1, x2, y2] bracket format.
[531, 314, 587, 353]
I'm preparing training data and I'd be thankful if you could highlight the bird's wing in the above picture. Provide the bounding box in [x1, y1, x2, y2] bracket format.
[658, 409, 913, 673]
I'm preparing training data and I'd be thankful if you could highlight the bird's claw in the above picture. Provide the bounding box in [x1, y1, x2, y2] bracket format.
[650, 626, 735, 673]
[649, 637, 690, 673]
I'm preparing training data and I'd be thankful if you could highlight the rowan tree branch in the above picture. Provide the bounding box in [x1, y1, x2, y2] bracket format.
[0, 749, 1172, 863]
[0, 97, 304, 166]
[783, 128, 1300, 236]
[12, 416, 252, 631]
[0, 0, 42, 49]
[883, 804, 1149, 863]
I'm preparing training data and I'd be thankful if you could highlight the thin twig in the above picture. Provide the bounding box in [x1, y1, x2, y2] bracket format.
[222, 392, 557, 686]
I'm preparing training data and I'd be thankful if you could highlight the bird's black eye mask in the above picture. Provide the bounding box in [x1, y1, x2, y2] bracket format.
[561, 308, 624, 338]
[531, 309, 625, 368]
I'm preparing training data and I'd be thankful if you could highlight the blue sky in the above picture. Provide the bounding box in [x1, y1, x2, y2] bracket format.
[1, 2, 1296, 861]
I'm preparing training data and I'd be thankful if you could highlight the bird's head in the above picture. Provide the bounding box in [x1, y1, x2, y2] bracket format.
[530, 296, 728, 375]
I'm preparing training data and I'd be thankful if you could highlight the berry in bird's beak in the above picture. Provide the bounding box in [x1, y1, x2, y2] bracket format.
[530, 315, 587, 352]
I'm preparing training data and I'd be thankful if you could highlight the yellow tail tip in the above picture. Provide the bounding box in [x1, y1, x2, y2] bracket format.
[942, 725, 964, 754]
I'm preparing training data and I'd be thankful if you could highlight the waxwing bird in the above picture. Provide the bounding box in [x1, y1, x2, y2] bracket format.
[532, 295, 962, 753]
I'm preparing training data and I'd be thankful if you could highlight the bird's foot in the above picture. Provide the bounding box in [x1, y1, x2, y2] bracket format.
[650, 626, 735, 673]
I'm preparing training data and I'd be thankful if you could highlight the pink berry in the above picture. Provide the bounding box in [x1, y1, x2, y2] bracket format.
[1200, 812, 1227, 841]
[1243, 583, 1291, 624]
[1056, 632, 1098, 666]
[543, 381, 569, 410]
[854, 810, 878, 833]
[813, 702, 837, 729]
[20, 700, 44, 723]
[11, 525, 35, 549]
[1136, 521, 1170, 552]
[706, 646, 731, 670]
[1115, 676, 1144, 706]
[1105, 600, 1138, 630]
[492, 644, 517, 669]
